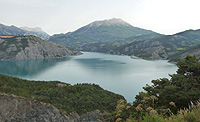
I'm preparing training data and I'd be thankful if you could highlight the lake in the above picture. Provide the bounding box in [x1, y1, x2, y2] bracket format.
[0, 52, 177, 102]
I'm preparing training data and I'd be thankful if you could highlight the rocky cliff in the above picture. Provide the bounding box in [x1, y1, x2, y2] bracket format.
[0, 93, 103, 122]
[0, 35, 81, 60]
[0, 93, 72, 122]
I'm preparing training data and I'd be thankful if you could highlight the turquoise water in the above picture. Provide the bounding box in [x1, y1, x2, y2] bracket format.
[0, 52, 177, 102]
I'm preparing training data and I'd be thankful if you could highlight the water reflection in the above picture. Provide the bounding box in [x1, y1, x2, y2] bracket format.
[0, 57, 72, 77]
[75, 58, 126, 70]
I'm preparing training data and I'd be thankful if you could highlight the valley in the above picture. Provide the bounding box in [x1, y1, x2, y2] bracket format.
[2, 19, 200, 62]
[0, 18, 200, 122]
[0, 52, 177, 102]
[2, 0, 200, 121]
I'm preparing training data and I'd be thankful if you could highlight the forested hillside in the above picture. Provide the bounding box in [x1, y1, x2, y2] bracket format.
[0, 74, 124, 115]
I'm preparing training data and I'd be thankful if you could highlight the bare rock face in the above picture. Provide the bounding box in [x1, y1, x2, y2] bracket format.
[0, 93, 103, 122]
[0, 35, 81, 60]
[0, 93, 72, 122]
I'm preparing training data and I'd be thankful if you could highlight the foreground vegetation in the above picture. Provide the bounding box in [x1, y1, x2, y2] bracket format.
[142, 102, 200, 122]
[106, 55, 200, 122]
[0, 75, 124, 115]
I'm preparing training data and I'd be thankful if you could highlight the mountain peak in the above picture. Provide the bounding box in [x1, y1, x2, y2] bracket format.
[20, 26, 43, 32]
[88, 18, 131, 27]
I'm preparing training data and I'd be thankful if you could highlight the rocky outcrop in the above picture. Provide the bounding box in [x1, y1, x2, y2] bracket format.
[0, 93, 72, 122]
[0, 35, 81, 60]
[0, 93, 104, 122]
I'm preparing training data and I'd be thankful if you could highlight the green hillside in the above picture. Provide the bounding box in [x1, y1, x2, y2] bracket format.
[0, 74, 124, 115]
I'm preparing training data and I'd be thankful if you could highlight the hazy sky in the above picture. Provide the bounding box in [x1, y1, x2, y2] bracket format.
[1, 0, 200, 35]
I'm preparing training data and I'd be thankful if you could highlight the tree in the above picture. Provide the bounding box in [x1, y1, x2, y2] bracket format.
[143, 56, 200, 113]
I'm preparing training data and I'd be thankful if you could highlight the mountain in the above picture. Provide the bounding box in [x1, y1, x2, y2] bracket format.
[168, 44, 200, 62]
[111, 29, 200, 60]
[0, 24, 26, 35]
[176, 29, 200, 42]
[50, 19, 200, 61]
[0, 23, 50, 40]
[49, 18, 159, 49]
[80, 33, 162, 54]
[0, 35, 81, 60]
[0, 74, 124, 121]
[20, 26, 44, 32]
[20, 26, 50, 40]
[70, 18, 155, 39]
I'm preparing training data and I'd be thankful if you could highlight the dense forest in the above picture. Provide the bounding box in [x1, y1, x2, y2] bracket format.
[105, 55, 200, 122]
[0, 75, 124, 115]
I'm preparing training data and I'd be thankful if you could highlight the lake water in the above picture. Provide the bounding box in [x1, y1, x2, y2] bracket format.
[0, 52, 177, 102]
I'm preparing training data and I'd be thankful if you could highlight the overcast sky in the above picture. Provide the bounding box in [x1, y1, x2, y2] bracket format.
[1, 0, 200, 35]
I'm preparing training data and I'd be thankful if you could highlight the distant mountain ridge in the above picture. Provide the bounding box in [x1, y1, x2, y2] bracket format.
[20, 26, 50, 40]
[0, 24, 25, 35]
[20, 26, 44, 32]
[77, 28, 200, 61]
[111, 29, 200, 60]
[49, 18, 159, 49]
[2, 20, 200, 61]
[0, 23, 50, 40]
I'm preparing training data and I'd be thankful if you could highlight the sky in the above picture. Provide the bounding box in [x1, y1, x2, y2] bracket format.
[1, 0, 200, 35]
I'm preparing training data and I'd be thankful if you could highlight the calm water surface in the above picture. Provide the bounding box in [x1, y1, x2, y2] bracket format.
[0, 52, 177, 102]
